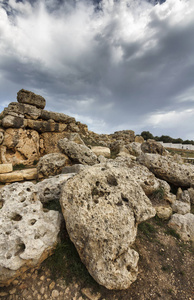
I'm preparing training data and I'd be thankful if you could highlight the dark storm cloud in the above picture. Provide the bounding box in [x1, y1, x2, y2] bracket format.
[0, 0, 194, 138]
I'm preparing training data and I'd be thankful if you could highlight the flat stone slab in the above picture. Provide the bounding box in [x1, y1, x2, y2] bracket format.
[0, 164, 13, 174]
[0, 169, 37, 183]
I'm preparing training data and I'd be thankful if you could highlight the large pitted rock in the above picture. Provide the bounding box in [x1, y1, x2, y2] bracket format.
[41, 110, 75, 123]
[0, 128, 39, 165]
[138, 153, 194, 187]
[0, 182, 61, 286]
[37, 153, 70, 178]
[168, 213, 194, 242]
[58, 138, 98, 165]
[2, 115, 24, 129]
[17, 89, 46, 109]
[40, 132, 68, 155]
[141, 139, 167, 155]
[91, 146, 111, 158]
[60, 165, 155, 290]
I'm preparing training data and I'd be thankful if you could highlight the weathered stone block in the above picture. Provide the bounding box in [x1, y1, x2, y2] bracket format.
[17, 89, 46, 109]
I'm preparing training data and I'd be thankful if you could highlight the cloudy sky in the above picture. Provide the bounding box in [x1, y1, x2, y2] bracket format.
[0, 0, 194, 139]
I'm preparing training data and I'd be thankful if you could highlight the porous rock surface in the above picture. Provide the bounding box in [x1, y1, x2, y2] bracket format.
[168, 213, 194, 242]
[138, 153, 194, 187]
[37, 153, 70, 178]
[60, 164, 155, 290]
[58, 138, 98, 166]
[141, 139, 167, 156]
[0, 182, 61, 286]
[17, 89, 46, 109]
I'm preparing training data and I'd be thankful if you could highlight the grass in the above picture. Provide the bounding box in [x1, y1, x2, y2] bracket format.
[152, 186, 165, 200]
[43, 233, 96, 286]
[13, 163, 26, 171]
[165, 228, 180, 240]
[138, 221, 157, 241]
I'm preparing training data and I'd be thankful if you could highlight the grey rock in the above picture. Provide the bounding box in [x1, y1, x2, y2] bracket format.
[4, 102, 41, 120]
[188, 188, 194, 205]
[41, 110, 75, 123]
[62, 164, 86, 174]
[60, 164, 155, 290]
[58, 138, 98, 166]
[172, 201, 191, 215]
[168, 213, 194, 241]
[2, 115, 24, 129]
[37, 153, 69, 178]
[141, 139, 167, 156]
[138, 153, 194, 187]
[36, 173, 75, 203]
[0, 182, 61, 286]
[17, 89, 46, 109]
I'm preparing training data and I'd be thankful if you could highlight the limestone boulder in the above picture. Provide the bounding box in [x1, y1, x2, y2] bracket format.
[168, 213, 194, 241]
[41, 110, 75, 123]
[4, 102, 41, 120]
[0, 131, 4, 145]
[135, 135, 144, 143]
[0, 182, 61, 286]
[0, 164, 13, 174]
[40, 132, 68, 155]
[36, 173, 75, 204]
[0, 168, 37, 183]
[2, 115, 24, 129]
[125, 142, 142, 157]
[68, 133, 85, 145]
[60, 165, 155, 290]
[91, 146, 111, 158]
[17, 89, 46, 109]
[188, 188, 194, 205]
[141, 139, 167, 156]
[0, 128, 39, 166]
[37, 153, 70, 179]
[58, 138, 98, 166]
[156, 206, 172, 220]
[138, 153, 194, 187]
[172, 201, 191, 215]
[26, 119, 67, 133]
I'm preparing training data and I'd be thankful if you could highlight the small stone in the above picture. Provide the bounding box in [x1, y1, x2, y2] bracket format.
[49, 282, 55, 290]
[51, 290, 59, 298]
[44, 295, 48, 299]
[40, 275, 45, 281]
[13, 280, 19, 285]
[81, 288, 101, 300]
[19, 283, 27, 290]
[37, 294, 42, 300]
[0, 292, 8, 297]
[9, 288, 16, 295]
[40, 287, 45, 294]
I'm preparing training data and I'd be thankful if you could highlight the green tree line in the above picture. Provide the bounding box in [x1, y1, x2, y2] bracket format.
[140, 131, 194, 145]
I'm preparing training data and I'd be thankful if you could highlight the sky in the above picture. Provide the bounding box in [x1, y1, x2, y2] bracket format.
[0, 0, 194, 139]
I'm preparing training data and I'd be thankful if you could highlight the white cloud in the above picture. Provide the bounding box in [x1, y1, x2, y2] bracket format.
[0, 0, 194, 139]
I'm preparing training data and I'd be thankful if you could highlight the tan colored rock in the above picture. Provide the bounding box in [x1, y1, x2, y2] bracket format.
[0, 164, 13, 174]
[26, 119, 67, 133]
[69, 133, 85, 145]
[168, 213, 194, 241]
[138, 153, 194, 188]
[135, 136, 144, 143]
[0, 182, 61, 286]
[188, 188, 194, 205]
[0, 128, 39, 166]
[0, 131, 4, 145]
[172, 201, 191, 215]
[125, 142, 142, 157]
[156, 206, 172, 220]
[0, 168, 37, 183]
[40, 132, 68, 155]
[91, 146, 111, 158]
[17, 89, 46, 109]
[176, 187, 183, 200]
[37, 153, 70, 178]
[60, 164, 155, 290]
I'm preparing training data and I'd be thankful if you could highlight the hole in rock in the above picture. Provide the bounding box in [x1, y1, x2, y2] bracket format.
[96, 181, 100, 187]
[6, 254, 12, 259]
[15, 243, 26, 256]
[29, 219, 37, 225]
[26, 188, 31, 192]
[127, 265, 131, 272]
[11, 214, 22, 221]
[107, 175, 118, 186]
[92, 188, 104, 197]
[6, 231, 11, 235]
[0, 200, 4, 209]
[121, 195, 129, 203]
[20, 197, 25, 203]
[116, 201, 123, 206]
[94, 199, 99, 204]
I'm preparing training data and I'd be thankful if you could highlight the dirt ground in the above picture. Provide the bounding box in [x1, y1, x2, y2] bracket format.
[0, 217, 193, 300]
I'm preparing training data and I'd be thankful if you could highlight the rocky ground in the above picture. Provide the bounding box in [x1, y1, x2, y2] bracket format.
[0, 217, 193, 300]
